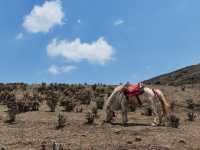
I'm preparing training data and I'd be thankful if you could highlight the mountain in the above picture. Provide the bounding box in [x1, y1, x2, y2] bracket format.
[144, 64, 200, 86]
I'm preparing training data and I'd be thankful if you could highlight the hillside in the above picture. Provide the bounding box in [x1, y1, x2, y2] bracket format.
[144, 64, 200, 86]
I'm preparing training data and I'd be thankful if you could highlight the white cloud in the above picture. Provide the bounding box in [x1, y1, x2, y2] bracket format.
[23, 0, 64, 33]
[48, 65, 77, 75]
[114, 19, 124, 26]
[16, 33, 24, 40]
[47, 37, 114, 65]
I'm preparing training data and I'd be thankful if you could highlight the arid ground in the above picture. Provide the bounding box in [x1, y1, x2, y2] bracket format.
[0, 85, 200, 150]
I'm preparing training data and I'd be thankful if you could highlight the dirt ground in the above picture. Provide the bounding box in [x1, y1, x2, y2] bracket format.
[0, 85, 200, 150]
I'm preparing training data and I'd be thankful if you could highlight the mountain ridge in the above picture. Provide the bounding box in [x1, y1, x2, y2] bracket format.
[144, 64, 200, 86]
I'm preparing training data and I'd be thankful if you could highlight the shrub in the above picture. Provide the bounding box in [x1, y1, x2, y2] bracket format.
[167, 113, 180, 128]
[56, 113, 66, 129]
[155, 81, 161, 85]
[129, 104, 136, 112]
[46, 92, 59, 112]
[0, 145, 6, 150]
[62, 99, 74, 112]
[32, 100, 40, 111]
[7, 109, 17, 123]
[142, 107, 153, 116]
[95, 97, 104, 109]
[6, 94, 17, 123]
[6, 103, 18, 123]
[85, 111, 95, 124]
[73, 105, 83, 113]
[170, 100, 176, 112]
[181, 86, 185, 91]
[187, 111, 197, 121]
[47, 99, 57, 112]
[89, 101, 97, 115]
[91, 84, 97, 91]
[79, 90, 91, 105]
[41, 141, 47, 150]
[186, 99, 194, 109]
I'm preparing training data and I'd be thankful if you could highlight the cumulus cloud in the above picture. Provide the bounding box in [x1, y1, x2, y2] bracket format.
[16, 33, 24, 40]
[114, 19, 124, 26]
[23, 0, 64, 33]
[47, 37, 114, 65]
[48, 65, 77, 75]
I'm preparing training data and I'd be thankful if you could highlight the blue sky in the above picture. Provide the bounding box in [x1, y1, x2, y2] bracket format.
[0, 0, 200, 84]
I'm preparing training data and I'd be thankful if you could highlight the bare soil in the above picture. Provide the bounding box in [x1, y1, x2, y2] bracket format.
[0, 85, 200, 150]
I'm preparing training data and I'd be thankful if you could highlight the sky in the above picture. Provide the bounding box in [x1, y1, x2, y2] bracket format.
[0, 0, 200, 84]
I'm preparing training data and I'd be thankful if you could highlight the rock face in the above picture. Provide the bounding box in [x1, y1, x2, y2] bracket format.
[144, 64, 200, 86]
